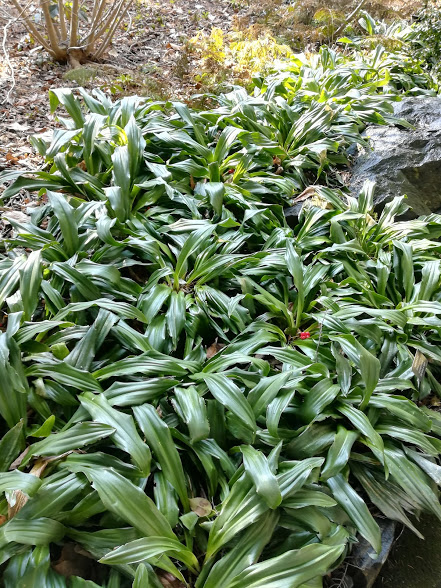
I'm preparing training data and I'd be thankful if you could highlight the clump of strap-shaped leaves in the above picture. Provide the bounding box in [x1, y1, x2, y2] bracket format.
[1, 46, 441, 587]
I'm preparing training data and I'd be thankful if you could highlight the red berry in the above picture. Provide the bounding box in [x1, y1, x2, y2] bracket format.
[299, 332, 311, 340]
[228, 169, 235, 174]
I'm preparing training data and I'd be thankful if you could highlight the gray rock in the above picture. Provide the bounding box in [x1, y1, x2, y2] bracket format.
[349, 97, 441, 216]
[351, 519, 396, 588]
[284, 201, 304, 227]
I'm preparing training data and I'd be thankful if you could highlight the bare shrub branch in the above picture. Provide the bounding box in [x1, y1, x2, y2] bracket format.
[94, 0, 131, 58]
[5, 0, 135, 66]
[58, 0, 68, 42]
[40, 0, 65, 59]
[8, 0, 54, 55]
[69, 0, 79, 46]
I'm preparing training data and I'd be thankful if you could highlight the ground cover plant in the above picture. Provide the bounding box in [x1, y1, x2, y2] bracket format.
[1, 29, 441, 588]
[411, 0, 441, 83]
[177, 7, 436, 102]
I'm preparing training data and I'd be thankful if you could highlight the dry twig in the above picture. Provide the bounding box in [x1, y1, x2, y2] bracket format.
[0, 1, 34, 103]
[1, 18, 15, 104]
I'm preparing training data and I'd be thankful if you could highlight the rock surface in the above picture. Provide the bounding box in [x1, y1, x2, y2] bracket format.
[284, 201, 305, 226]
[350, 97, 441, 216]
[348, 520, 396, 588]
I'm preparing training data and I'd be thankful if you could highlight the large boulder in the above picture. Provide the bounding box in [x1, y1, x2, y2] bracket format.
[349, 97, 441, 216]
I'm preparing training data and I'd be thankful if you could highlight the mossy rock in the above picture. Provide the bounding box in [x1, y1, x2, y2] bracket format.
[62, 66, 100, 85]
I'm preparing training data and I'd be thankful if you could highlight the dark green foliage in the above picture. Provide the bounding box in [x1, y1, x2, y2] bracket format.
[0, 41, 441, 588]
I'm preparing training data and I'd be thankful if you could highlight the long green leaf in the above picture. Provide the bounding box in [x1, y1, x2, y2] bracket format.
[47, 191, 79, 257]
[21, 422, 115, 466]
[327, 473, 381, 553]
[241, 445, 282, 509]
[100, 536, 199, 570]
[80, 393, 151, 475]
[133, 403, 189, 510]
[226, 543, 345, 588]
[82, 467, 176, 539]
[203, 374, 256, 439]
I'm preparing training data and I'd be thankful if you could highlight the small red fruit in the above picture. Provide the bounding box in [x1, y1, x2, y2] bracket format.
[228, 169, 235, 174]
[299, 332, 311, 340]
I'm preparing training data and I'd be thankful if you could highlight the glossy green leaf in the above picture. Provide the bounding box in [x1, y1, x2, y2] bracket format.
[21, 422, 115, 466]
[174, 386, 210, 443]
[46, 191, 79, 257]
[0, 420, 25, 471]
[19, 251, 42, 320]
[0, 471, 42, 495]
[100, 536, 199, 570]
[321, 427, 359, 481]
[226, 543, 345, 588]
[327, 473, 381, 553]
[80, 393, 151, 475]
[203, 374, 256, 438]
[133, 403, 189, 510]
[81, 467, 176, 539]
[2, 518, 65, 546]
[241, 445, 282, 509]
[201, 511, 279, 588]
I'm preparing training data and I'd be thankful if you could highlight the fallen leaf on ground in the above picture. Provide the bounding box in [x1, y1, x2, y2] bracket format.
[190, 497, 212, 517]
[5, 153, 20, 164]
[2, 210, 31, 224]
[9, 121, 30, 132]
[206, 339, 225, 358]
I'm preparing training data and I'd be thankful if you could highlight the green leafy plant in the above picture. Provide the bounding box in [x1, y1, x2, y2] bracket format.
[412, 0, 441, 81]
[2, 44, 432, 211]
[187, 26, 293, 90]
[0, 30, 441, 587]
[312, 8, 346, 39]
[335, 10, 437, 92]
